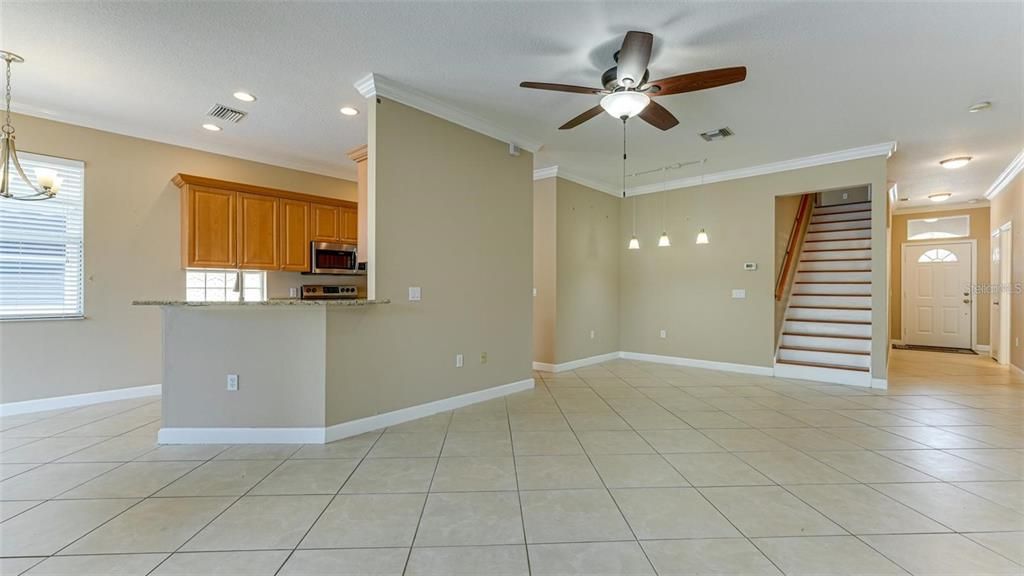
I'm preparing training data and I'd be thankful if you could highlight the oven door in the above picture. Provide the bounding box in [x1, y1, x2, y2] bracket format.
[310, 242, 358, 274]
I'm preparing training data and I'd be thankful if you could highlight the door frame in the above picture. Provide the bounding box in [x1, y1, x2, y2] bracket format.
[992, 222, 1013, 364]
[901, 239, 978, 350]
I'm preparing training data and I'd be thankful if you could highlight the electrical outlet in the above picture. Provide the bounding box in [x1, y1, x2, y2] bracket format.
[589, 330, 595, 340]
[226, 374, 238, 391]
[409, 286, 422, 302]
[480, 352, 488, 364]
[659, 329, 667, 339]
[455, 354, 464, 368]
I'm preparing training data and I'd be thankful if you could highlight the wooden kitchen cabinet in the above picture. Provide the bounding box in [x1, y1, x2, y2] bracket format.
[174, 174, 356, 271]
[181, 185, 237, 268]
[237, 193, 280, 270]
[341, 206, 358, 244]
[311, 203, 341, 242]
[279, 199, 310, 271]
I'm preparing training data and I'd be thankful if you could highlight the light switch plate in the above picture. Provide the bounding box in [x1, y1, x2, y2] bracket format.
[732, 289, 746, 299]
[226, 374, 238, 391]
[409, 286, 422, 302]
[743, 262, 757, 271]
[659, 329, 667, 339]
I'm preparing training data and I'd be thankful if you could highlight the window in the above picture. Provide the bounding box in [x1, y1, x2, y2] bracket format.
[186, 269, 266, 302]
[0, 153, 85, 320]
[908, 215, 969, 240]
[918, 248, 959, 263]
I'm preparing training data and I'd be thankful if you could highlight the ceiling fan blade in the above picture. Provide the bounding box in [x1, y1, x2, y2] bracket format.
[559, 105, 604, 130]
[647, 66, 747, 96]
[639, 100, 679, 131]
[616, 31, 653, 88]
[520, 81, 604, 95]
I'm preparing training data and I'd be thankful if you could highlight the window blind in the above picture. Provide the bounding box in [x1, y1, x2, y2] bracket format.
[0, 152, 85, 320]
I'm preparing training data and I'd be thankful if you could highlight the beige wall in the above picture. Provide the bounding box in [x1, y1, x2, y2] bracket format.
[533, 177, 557, 364]
[325, 98, 534, 425]
[554, 178, 620, 364]
[889, 207, 991, 346]
[0, 114, 356, 404]
[990, 173, 1024, 371]
[620, 157, 888, 373]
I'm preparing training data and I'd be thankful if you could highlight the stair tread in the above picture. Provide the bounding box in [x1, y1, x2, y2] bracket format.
[800, 258, 872, 262]
[789, 305, 872, 310]
[783, 332, 871, 340]
[798, 269, 872, 273]
[785, 318, 870, 325]
[803, 247, 873, 253]
[805, 238, 872, 243]
[807, 227, 872, 233]
[779, 345, 871, 355]
[809, 217, 872, 225]
[795, 281, 872, 284]
[776, 359, 870, 372]
[792, 293, 872, 297]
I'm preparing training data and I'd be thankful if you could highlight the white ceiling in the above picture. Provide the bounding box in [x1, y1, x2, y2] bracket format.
[2, 2, 1020, 207]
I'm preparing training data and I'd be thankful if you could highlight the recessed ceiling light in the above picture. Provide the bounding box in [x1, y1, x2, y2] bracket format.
[233, 91, 257, 103]
[968, 101, 992, 113]
[202, 123, 222, 132]
[340, 106, 359, 116]
[928, 192, 952, 202]
[939, 156, 972, 169]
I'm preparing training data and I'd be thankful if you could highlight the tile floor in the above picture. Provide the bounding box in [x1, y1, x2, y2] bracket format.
[1, 349, 1022, 575]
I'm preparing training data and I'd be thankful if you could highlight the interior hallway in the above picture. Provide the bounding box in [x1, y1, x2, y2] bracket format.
[0, 351, 1022, 575]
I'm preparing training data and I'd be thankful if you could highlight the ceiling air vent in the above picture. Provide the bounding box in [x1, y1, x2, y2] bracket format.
[700, 127, 734, 142]
[206, 103, 247, 123]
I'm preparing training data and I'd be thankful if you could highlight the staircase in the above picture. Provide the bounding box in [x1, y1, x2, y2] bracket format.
[775, 200, 873, 387]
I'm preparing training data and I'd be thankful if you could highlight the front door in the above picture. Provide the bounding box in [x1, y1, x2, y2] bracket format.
[904, 242, 972, 349]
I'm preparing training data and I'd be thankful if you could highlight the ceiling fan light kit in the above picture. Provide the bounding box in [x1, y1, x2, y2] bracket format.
[600, 91, 650, 119]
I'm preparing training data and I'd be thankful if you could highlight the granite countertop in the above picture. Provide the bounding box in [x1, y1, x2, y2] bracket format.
[132, 298, 389, 307]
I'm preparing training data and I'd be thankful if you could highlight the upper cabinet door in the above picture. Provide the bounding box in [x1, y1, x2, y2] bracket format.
[185, 186, 237, 268]
[238, 193, 280, 270]
[280, 199, 310, 272]
[311, 203, 341, 242]
[341, 206, 358, 244]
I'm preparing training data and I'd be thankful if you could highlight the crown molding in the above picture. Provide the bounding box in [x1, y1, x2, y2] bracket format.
[354, 73, 542, 153]
[624, 141, 898, 197]
[984, 148, 1024, 200]
[533, 166, 559, 180]
[892, 200, 989, 215]
[531, 165, 621, 197]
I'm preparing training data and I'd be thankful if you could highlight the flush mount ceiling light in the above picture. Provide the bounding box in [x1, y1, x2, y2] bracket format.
[202, 123, 222, 132]
[232, 91, 256, 103]
[0, 51, 59, 200]
[600, 90, 650, 119]
[939, 156, 972, 170]
[928, 192, 953, 202]
[339, 106, 359, 116]
[968, 101, 992, 113]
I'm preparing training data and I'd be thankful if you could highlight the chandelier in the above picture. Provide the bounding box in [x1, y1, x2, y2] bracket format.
[1, 51, 59, 201]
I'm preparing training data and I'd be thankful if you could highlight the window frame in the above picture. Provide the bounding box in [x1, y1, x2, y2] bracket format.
[0, 151, 86, 322]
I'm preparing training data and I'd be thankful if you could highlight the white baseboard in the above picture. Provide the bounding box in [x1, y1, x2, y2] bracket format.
[324, 377, 534, 442]
[533, 352, 621, 373]
[975, 344, 991, 353]
[774, 362, 872, 388]
[890, 340, 904, 346]
[871, 378, 888, 390]
[157, 377, 535, 445]
[0, 384, 161, 417]
[621, 351, 774, 376]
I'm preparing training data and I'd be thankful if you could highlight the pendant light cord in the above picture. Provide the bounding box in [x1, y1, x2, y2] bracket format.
[621, 118, 627, 199]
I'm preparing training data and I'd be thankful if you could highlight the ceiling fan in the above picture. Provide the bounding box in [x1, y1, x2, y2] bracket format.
[520, 31, 746, 131]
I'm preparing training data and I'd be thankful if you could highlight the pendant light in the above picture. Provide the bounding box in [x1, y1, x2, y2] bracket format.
[622, 118, 640, 250]
[695, 158, 709, 245]
[655, 167, 671, 245]
[0, 51, 58, 201]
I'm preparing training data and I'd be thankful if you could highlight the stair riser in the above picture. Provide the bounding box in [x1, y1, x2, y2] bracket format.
[805, 229, 871, 242]
[813, 202, 871, 216]
[781, 334, 872, 352]
[778, 348, 871, 368]
[801, 249, 873, 261]
[789, 295, 871, 308]
[773, 362, 872, 387]
[799, 260, 871, 272]
[784, 321, 872, 338]
[811, 210, 872, 224]
[796, 271, 873, 283]
[788, 308, 871, 322]
[805, 239, 871, 251]
[807, 220, 872, 233]
[794, 283, 872, 295]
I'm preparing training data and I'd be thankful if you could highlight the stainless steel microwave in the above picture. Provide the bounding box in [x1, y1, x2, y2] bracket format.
[309, 242, 362, 275]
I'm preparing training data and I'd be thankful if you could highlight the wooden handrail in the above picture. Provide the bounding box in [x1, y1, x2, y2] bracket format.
[775, 194, 813, 301]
